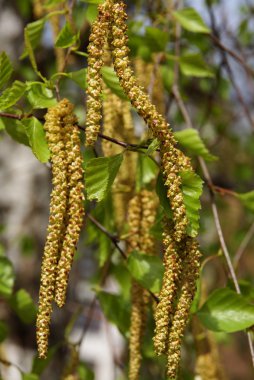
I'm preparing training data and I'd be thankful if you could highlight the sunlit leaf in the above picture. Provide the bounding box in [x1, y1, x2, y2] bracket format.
[101, 66, 128, 100]
[55, 22, 78, 48]
[27, 83, 57, 109]
[127, 250, 163, 293]
[67, 68, 87, 90]
[0, 52, 13, 89]
[197, 288, 254, 332]
[0, 81, 26, 110]
[174, 128, 217, 161]
[85, 154, 123, 202]
[3, 118, 30, 146]
[0, 257, 15, 298]
[21, 19, 45, 59]
[180, 170, 203, 237]
[180, 54, 214, 78]
[22, 117, 50, 163]
[173, 8, 210, 34]
[22, 374, 39, 380]
[10, 289, 37, 324]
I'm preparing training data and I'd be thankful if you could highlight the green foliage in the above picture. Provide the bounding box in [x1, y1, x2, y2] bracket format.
[127, 250, 163, 293]
[85, 154, 123, 202]
[145, 27, 168, 52]
[10, 289, 37, 324]
[237, 191, 254, 212]
[180, 170, 203, 237]
[3, 118, 30, 146]
[32, 346, 58, 375]
[22, 374, 39, 380]
[197, 288, 254, 332]
[67, 68, 87, 90]
[101, 66, 128, 100]
[21, 19, 45, 59]
[78, 363, 94, 380]
[0, 81, 26, 110]
[23, 117, 50, 163]
[26, 83, 57, 109]
[0, 257, 15, 298]
[55, 22, 79, 48]
[174, 129, 217, 161]
[136, 154, 158, 190]
[173, 8, 210, 34]
[97, 291, 130, 335]
[0, 52, 13, 89]
[179, 54, 214, 78]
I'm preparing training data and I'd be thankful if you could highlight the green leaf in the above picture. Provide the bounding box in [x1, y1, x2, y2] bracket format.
[22, 117, 50, 163]
[0, 257, 15, 298]
[156, 173, 173, 218]
[78, 363, 94, 380]
[0, 81, 26, 110]
[180, 170, 203, 237]
[174, 129, 217, 161]
[237, 191, 254, 212]
[85, 4, 99, 23]
[137, 154, 158, 190]
[80, 0, 103, 3]
[10, 289, 37, 324]
[101, 66, 128, 100]
[145, 27, 168, 52]
[0, 52, 13, 89]
[2, 118, 30, 146]
[27, 83, 57, 109]
[21, 19, 45, 59]
[22, 374, 39, 380]
[55, 22, 78, 48]
[97, 291, 130, 335]
[197, 288, 254, 332]
[127, 251, 163, 293]
[179, 54, 214, 78]
[173, 8, 210, 34]
[0, 321, 8, 342]
[32, 346, 58, 375]
[67, 68, 87, 90]
[85, 154, 123, 202]
[146, 138, 160, 155]
[44, 0, 65, 7]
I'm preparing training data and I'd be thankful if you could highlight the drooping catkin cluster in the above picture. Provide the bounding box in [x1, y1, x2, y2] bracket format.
[37, 99, 84, 359]
[85, 2, 112, 146]
[127, 190, 157, 380]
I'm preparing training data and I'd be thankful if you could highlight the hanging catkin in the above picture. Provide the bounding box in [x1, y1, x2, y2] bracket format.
[127, 190, 157, 380]
[54, 106, 84, 308]
[37, 99, 72, 358]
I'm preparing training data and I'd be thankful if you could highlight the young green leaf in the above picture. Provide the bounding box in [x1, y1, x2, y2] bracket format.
[0, 52, 13, 89]
[26, 83, 57, 109]
[85, 154, 123, 202]
[67, 68, 87, 90]
[0, 257, 15, 298]
[0, 81, 26, 110]
[97, 291, 130, 335]
[180, 170, 203, 237]
[55, 22, 78, 48]
[136, 154, 158, 190]
[127, 250, 163, 293]
[0, 321, 8, 342]
[174, 128, 217, 161]
[10, 289, 37, 324]
[173, 8, 210, 34]
[146, 138, 160, 155]
[156, 173, 173, 218]
[237, 191, 254, 213]
[21, 19, 46, 59]
[22, 117, 50, 163]
[145, 27, 168, 52]
[3, 118, 30, 146]
[179, 54, 214, 78]
[101, 66, 128, 100]
[197, 288, 254, 332]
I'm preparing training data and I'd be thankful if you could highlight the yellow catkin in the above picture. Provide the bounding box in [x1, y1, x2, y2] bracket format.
[109, 1, 188, 242]
[127, 191, 157, 380]
[33, 0, 44, 18]
[37, 99, 72, 358]
[85, 2, 112, 146]
[166, 238, 201, 379]
[153, 226, 184, 356]
[54, 106, 85, 308]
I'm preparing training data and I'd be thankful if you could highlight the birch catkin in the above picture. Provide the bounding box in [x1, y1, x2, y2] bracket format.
[37, 99, 71, 358]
